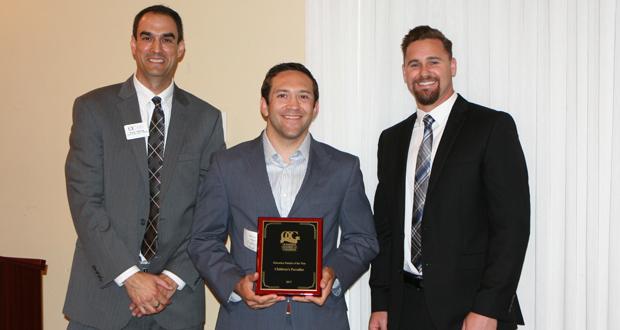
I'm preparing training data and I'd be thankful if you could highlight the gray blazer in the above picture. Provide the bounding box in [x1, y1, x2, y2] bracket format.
[188, 135, 379, 330]
[64, 77, 225, 330]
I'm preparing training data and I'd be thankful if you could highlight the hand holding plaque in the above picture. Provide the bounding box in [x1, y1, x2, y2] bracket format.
[234, 272, 284, 309]
[291, 266, 335, 306]
[256, 217, 323, 296]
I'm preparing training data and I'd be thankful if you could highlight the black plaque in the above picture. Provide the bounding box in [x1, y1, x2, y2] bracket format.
[256, 217, 322, 296]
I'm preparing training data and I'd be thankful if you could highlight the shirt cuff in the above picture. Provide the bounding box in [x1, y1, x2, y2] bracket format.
[162, 270, 186, 291]
[115, 266, 140, 286]
[332, 278, 342, 296]
[228, 291, 242, 302]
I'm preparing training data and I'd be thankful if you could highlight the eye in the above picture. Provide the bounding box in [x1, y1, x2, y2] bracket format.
[409, 62, 419, 68]
[141, 36, 151, 41]
[162, 37, 175, 44]
[276, 92, 287, 99]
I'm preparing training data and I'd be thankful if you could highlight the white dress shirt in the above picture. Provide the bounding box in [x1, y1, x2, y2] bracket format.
[403, 92, 457, 276]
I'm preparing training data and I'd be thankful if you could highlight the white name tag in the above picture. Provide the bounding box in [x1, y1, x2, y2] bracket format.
[243, 228, 258, 252]
[124, 123, 149, 140]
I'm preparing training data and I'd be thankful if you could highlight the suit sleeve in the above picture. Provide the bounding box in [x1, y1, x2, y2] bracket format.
[65, 97, 135, 286]
[324, 157, 379, 292]
[472, 113, 530, 319]
[369, 132, 391, 312]
[188, 154, 245, 305]
[163, 110, 225, 291]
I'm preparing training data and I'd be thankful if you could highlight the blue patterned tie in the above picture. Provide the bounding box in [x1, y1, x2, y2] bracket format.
[141, 96, 165, 261]
[411, 114, 434, 273]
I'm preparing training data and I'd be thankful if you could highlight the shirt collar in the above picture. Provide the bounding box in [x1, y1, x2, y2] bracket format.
[415, 92, 457, 127]
[133, 75, 175, 106]
[262, 131, 311, 166]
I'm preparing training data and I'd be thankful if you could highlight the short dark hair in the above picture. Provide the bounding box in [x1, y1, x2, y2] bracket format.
[260, 63, 319, 105]
[401, 25, 452, 58]
[133, 5, 184, 42]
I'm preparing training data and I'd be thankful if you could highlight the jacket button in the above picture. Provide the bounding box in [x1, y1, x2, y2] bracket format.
[424, 263, 431, 268]
[140, 219, 146, 225]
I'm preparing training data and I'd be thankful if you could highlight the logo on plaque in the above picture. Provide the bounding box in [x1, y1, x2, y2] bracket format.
[280, 231, 300, 252]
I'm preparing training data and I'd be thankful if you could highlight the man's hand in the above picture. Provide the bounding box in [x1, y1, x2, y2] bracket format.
[235, 272, 285, 309]
[130, 273, 178, 317]
[369, 311, 388, 330]
[292, 266, 335, 306]
[462, 312, 498, 330]
[125, 272, 172, 317]
[157, 273, 178, 301]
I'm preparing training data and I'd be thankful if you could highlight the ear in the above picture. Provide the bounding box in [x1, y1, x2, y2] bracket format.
[402, 63, 407, 83]
[451, 57, 457, 77]
[260, 97, 269, 118]
[312, 101, 320, 120]
[130, 36, 137, 58]
[177, 40, 186, 62]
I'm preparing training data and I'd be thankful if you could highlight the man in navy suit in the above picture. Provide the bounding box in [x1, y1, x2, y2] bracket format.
[189, 63, 378, 330]
[369, 26, 530, 330]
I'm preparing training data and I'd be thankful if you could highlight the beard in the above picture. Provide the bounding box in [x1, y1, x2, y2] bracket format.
[412, 79, 440, 106]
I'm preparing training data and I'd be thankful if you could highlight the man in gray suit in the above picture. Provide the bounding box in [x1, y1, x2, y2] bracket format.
[64, 5, 225, 330]
[188, 62, 379, 329]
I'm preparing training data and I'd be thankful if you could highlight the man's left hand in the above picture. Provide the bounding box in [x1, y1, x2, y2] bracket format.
[462, 312, 498, 330]
[292, 266, 335, 306]
[130, 274, 178, 317]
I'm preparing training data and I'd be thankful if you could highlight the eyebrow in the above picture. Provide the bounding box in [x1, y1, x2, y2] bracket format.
[406, 56, 443, 66]
[273, 89, 312, 95]
[139, 31, 177, 40]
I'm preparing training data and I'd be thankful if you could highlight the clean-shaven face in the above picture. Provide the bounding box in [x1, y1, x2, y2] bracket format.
[261, 70, 319, 145]
[131, 12, 185, 88]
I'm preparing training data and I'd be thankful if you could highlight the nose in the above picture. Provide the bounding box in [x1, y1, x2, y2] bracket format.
[150, 38, 162, 53]
[419, 63, 430, 76]
[287, 96, 301, 108]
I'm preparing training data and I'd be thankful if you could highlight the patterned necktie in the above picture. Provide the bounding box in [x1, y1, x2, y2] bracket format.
[411, 114, 434, 273]
[141, 96, 165, 261]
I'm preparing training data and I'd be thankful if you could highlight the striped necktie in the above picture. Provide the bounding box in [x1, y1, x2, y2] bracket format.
[141, 96, 165, 261]
[411, 114, 434, 273]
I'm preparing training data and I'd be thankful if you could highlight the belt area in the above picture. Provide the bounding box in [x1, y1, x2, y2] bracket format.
[403, 272, 424, 289]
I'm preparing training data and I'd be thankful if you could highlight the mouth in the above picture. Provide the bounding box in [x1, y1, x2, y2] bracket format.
[147, 57, 165, 64]
[415, 79, 438, 88]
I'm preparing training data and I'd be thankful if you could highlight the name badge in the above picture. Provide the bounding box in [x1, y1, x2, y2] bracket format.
[244, 228, 258, 252]
[124, 123, 149, 140]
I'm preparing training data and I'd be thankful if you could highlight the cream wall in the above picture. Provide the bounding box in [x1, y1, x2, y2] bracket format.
[0, 1, 304, 329]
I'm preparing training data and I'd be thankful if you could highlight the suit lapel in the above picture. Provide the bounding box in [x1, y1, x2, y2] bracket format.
[288, 136, 330, 216]
[245, 136, 281, 217]
[394, 115, 416, 231]
[427, 94, 468, 194]
[117, 78, 149, 185]
[159, 86, 191, 202]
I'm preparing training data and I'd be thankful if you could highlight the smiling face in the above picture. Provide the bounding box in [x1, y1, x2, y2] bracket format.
[402, 38, 456, 112]
[260, 70, 319, 148]
[131, 12, 185, 93]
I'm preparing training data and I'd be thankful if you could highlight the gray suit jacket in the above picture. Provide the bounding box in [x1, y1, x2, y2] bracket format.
[64, 77, 225, 330]
[188, 135, 379, 330]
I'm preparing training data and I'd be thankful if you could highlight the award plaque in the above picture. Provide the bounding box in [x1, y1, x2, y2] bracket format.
[256, 217, 323, 296]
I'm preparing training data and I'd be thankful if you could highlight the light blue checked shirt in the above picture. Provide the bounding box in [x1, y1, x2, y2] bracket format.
[262, 131, 311, 217]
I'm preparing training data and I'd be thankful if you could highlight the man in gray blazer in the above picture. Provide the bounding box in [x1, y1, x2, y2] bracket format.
[64, 5, 224, 330]
[188, 62, 379, 330]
